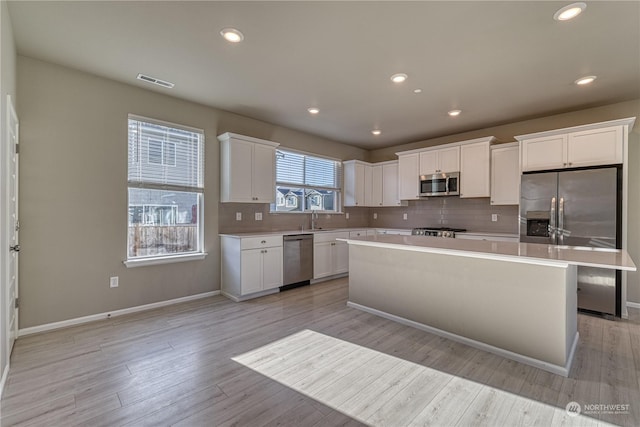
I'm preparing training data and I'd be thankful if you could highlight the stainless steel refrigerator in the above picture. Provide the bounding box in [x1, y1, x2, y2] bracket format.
[520, 167, 621, 317]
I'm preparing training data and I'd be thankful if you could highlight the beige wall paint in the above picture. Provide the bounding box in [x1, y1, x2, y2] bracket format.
[17, 56, 367, 328]
[1, 0, 17, 387]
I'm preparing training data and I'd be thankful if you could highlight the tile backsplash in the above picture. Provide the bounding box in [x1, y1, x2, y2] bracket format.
[219, 197, 518, 234]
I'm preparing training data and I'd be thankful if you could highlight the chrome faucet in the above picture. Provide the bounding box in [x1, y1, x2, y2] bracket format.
[311, 211, 319, 230]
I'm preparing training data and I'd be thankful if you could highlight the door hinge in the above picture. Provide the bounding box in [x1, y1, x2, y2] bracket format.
[15, 220, 20, 231]
[15, 298, 19, 309]
[15, 143, 19, 154]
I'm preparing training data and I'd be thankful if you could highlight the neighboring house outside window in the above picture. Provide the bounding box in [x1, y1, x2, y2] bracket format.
[127, 115, 204, 261]
[272, 149, 342, 213]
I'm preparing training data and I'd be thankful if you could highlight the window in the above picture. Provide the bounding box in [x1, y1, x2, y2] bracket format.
[272, 149, 342, 213]
[127, 115, 204, 261]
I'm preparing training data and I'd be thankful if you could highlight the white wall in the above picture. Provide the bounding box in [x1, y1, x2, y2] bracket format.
[0, 0, 17, 393]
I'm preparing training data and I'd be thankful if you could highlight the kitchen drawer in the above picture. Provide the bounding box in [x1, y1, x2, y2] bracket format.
[240, 235, 283, 250]
[349, 230, 369, 238]
[314, 231, 349, 243]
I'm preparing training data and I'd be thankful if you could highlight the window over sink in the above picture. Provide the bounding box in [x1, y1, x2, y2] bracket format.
[271, 149, 342, 213]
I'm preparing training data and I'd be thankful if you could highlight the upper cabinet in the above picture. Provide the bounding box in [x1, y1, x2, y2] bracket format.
[419, 146, 460, 175]
[490, 142, 520, 205]
[517, 119, 635, 172]
[218, 133, 279, 203]
[397, 153, 420, 201]
[344, 160, 406, 207]
[460, 138, 493, 198]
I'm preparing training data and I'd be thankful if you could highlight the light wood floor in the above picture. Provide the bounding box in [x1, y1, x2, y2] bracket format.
[1, 278, 639, 426]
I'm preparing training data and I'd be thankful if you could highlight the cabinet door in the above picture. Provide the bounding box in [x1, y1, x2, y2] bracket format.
[419, 151, 438, 175]
[438, 146, 460, 173]
[252, 144, 276, 202]
[371, 165, 384, 207]
[224, 139, 254, 202]
[261, 246, 283, 290]
[460, 141, 490, 198]
[313, 242, 333, 279]
[491, 146, 520, 205]
[363, 164, 374, 206]
[240, 248, 263, 294]
[382, 162, 400, 206]
[333, 241, 349, 274]
[521, 135, 566, 171]
[567, 126, 622, 168]
[398, 154, 419, 200]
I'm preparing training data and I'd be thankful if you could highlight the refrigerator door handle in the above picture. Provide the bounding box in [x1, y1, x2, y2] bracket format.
[549, 197, 557, 241]
[558, 197, 565, 245]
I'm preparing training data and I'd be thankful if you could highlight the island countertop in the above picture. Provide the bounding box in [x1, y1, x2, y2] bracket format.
[339, 234, 636, 271]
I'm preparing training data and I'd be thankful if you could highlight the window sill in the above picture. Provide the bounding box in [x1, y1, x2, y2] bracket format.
[124, 252, 208, 268]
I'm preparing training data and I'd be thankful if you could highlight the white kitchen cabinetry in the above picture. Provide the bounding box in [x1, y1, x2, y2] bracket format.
[397, 153, 420, 200]
[221, 235, 283, 301]
[518, 123, 627, 172]
[314, 231, 349, 279]
[460, 139, 491, 198]
[491, 143, 520, 205]
[419, 146, 460, 175]
[344, 160, 371, 207]
[381, 161, 406, 206]
[371, 165, 383, 207]
[218, 133, 279, 203]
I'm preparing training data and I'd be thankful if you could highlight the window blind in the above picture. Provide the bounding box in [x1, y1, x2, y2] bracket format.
[128, 116, 204, 191]
[276, 149, 341, 190]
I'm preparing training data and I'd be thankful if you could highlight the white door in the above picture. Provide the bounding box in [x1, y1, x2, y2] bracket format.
[261, 246, 283, 290]
[6, 95, 19, 356]
[252, 143, 276, 203]
[240, 249, 263, 295]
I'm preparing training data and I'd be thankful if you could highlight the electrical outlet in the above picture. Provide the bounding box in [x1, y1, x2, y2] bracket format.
[255, 212, 262, 221]
[345, 212, 350, 220]
[236, 212, 242, 221]
[373, 213, 378, 220]
[403, 213, 408, 220]
[492, 214, 498, 222]
[110, 276, 119, 288]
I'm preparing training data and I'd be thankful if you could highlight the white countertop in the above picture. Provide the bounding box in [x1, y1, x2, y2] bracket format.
[456, 231, 519, 238]
[219, 227, 410, 238]
[340, 234, 636, 271]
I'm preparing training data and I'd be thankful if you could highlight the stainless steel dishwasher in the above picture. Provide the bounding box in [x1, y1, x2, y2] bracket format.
[282, 234, 314, 290]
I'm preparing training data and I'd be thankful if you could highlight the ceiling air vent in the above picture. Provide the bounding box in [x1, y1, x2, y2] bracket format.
[136, 73, 175, 89]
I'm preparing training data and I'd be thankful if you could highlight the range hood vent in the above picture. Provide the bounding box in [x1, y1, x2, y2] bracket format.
[136, 73, 174, 89]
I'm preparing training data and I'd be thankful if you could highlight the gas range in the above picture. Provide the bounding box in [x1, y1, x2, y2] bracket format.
[411, 227, 467, 238]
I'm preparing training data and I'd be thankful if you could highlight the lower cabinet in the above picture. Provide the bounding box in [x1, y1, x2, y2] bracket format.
[221, 235, 283, 300]
[314, 231, 349, 279]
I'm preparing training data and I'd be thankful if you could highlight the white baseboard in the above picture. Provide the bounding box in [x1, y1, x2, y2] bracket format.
[347, 301, 577, 377]
[18, 290, 220, 337]
[0, 362, 9, 399]
[627, 301, 640, 310]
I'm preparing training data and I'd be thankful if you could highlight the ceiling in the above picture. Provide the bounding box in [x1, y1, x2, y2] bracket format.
[7, 1, 640, 149]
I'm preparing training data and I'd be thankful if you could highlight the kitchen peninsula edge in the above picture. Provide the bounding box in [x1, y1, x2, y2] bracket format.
[340, 235, 636, 377]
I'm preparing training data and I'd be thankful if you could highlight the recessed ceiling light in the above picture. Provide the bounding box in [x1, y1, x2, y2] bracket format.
[448, 109, 462, 117]
[413, 89, 423, 94]
[220, 28, 244, 43]
[575, 75, 597, 85]
[307, 107, 320, 114]
[390, 73, 408, 83]
[554, 2, 586, 21]
[372, 130, 382, 136]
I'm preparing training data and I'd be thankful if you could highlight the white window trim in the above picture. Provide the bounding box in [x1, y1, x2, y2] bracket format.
[124, 252, 208, 268]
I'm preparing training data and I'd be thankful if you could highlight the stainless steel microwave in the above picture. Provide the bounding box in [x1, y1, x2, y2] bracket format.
[419, 172, 460, 197]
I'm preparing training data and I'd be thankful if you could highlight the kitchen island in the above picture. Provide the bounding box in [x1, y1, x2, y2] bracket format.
[340, 235, 636, 376]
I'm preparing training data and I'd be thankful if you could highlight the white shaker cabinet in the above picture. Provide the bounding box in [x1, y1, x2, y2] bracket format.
[490, 143, 520, 205]
[313, 232, 349, 279]
[344, 160, 371, 207]
[460, 139, 491, 198]
[221, 235, 283, 301]
[218, 132, 279, 203]
[419, 146, 460, 175]
[382, 161, 406, 206]
[397, 153, 420, 200]
[518, 123, 626, 172]
[371, 164, 384, 207]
